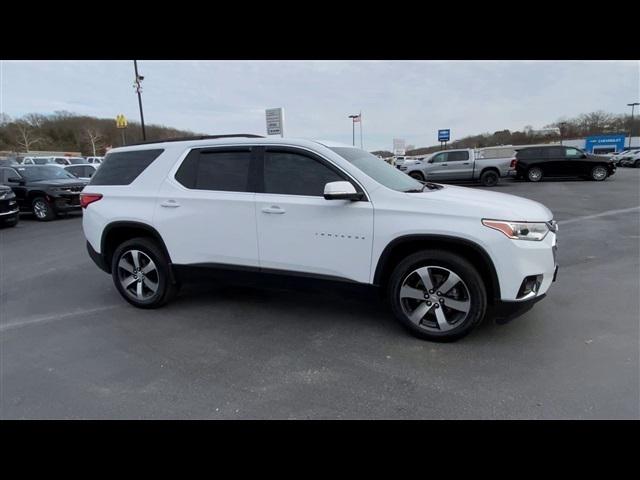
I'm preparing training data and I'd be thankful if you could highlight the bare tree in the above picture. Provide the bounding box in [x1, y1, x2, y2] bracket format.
[0, 113, 11, 126]
[13, 122, 43, 152]
[84, 128, 104, 156]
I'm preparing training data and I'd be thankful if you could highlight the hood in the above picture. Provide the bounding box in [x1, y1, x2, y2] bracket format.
[28, 178, 87, 188]
[585, 154, 614, 163]
[407, 184, 553, 222]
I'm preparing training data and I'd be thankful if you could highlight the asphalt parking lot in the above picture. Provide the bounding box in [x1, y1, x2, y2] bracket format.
[1, 168, 639, 419]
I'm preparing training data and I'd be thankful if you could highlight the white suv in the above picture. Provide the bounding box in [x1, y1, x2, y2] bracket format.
[81, 135, 558, 341]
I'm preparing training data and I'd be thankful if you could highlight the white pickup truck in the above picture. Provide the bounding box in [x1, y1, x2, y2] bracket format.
[398, 148, 517, 187]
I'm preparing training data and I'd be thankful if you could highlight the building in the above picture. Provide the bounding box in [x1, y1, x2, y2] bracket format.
[562, 135, 639, 154]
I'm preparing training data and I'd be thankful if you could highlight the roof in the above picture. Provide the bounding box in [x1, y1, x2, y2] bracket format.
[126, 134, 264, 147]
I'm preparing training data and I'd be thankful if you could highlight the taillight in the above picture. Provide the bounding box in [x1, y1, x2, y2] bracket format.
[80, 193, 103, 209]
[510, 158, 517, 168]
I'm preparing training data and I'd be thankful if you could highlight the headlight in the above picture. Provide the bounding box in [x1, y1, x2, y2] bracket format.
[482, 219, 550, 241]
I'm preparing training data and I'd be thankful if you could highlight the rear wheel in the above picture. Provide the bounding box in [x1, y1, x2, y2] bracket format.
[527, 167, 543, 182]
[480, 170, 499, 187]
[32, 197, 55, 221]
[111, 237, 179, 309]
[634, 160, 640, 168]
[590, 165, 608, 181]
[388, 250, 487, 342]
[409, 171, 425, 181]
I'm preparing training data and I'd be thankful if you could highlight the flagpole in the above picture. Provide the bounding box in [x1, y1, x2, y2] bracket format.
[360, 110, 363, 149]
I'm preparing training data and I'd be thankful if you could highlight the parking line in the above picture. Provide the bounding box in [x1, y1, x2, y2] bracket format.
[558, 206, 640, 226]
[0, 305, 122, 333]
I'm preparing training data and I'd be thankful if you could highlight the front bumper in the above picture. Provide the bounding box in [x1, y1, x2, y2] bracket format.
[491, 294, 547, 324]
[488, 228, 558, 301]
[53, 194, 82, 212]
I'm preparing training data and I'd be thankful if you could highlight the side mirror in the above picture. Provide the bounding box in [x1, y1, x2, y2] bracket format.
[324, 181, 363, 201]
[427, 158, 434, 164]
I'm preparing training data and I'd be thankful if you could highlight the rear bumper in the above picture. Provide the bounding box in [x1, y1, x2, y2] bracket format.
[87, 241, 110, 273]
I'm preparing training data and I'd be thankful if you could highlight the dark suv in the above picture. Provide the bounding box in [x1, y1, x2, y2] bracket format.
[0, 184, 19, 227]
[515, 146, 615, 182]
[0, 165, 87, 221]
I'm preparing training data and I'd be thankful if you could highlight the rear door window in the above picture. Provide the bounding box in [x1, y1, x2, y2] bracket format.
[175, 149, 252, 192]
[89, 149, 164, 186]
[447, 151, 469, 162]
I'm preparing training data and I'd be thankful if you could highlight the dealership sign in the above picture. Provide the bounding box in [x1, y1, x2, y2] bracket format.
[265, 108, 285, 137]
[584, 134, 625, 153]
[438, 129, 450, 142]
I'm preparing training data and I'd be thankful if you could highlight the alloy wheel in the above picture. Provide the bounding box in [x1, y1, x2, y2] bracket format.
[592, 166, 607, 180]
[399, 266, 471, 333]
[117, 249, 159, 301]
[528, 168, 542, 181]
[33, 200, 48, 219]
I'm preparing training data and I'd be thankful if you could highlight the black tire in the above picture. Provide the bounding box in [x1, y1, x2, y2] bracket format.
[111, 237, 179, 309]
[388, 249, 487, 342]
[590, 165, 608, 181]
[479, 170, 499, 187]
[32, 197, 55, 221]
[409, 171, 425, 181]
[634, 160, 640, 168]
[1, 215, 19, 228]
[526, 167, 543, 182]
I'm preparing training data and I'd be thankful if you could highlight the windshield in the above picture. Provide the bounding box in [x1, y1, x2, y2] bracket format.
[331, 147, 424, 192]
[16, 166, 78, 181]
[329, 147, 425, 192]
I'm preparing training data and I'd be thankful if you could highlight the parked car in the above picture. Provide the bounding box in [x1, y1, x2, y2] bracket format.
[515, 146, 615, 182]
[0, 184, 19, 227]
[81, 135, 558, 342]
[22, 156, 85, 166]
[399, 148, 515, 186]
[0, 158, 19, 167]
[0, 165, 87, 221]
[63, 163, 99, 181]
[609, 150, 634, 166]
[617, 150, 640, 168]
[85, 156, 104, 164]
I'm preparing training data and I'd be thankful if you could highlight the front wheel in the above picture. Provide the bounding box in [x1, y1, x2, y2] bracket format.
[388, 250, 487, 342]
[590, 165, 608, 181]
[480, 170, 499, 187]
[634, 160, 640, 168]
[111, 237, 179, 309]
[409, 171, 425, 181]
[32, 197, 55, 221]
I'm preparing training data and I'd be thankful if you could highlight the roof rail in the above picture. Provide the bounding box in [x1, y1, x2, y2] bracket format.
[125, 134, 265, 147]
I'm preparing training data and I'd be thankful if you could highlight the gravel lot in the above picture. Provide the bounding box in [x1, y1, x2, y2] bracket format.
[1, 168, 638, 419]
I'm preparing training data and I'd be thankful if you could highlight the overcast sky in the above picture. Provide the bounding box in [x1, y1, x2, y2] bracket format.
[1, 60, 638, 151]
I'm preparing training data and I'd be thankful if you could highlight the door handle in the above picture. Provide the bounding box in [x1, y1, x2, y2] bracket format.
[462, 162, 470, 165]
[160, 199, 181, 208]
[262, 205, 285, 214]
[441, 163, 448, 166]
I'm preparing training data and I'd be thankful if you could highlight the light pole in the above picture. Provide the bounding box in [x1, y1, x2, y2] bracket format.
[348, 114, 358, 146]
[559, 122, 568, 145]
[133, 60, 147, 141]
[627, 102, 639, 150]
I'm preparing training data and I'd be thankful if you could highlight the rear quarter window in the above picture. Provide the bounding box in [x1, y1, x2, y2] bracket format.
[89, 149, 164, 186]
